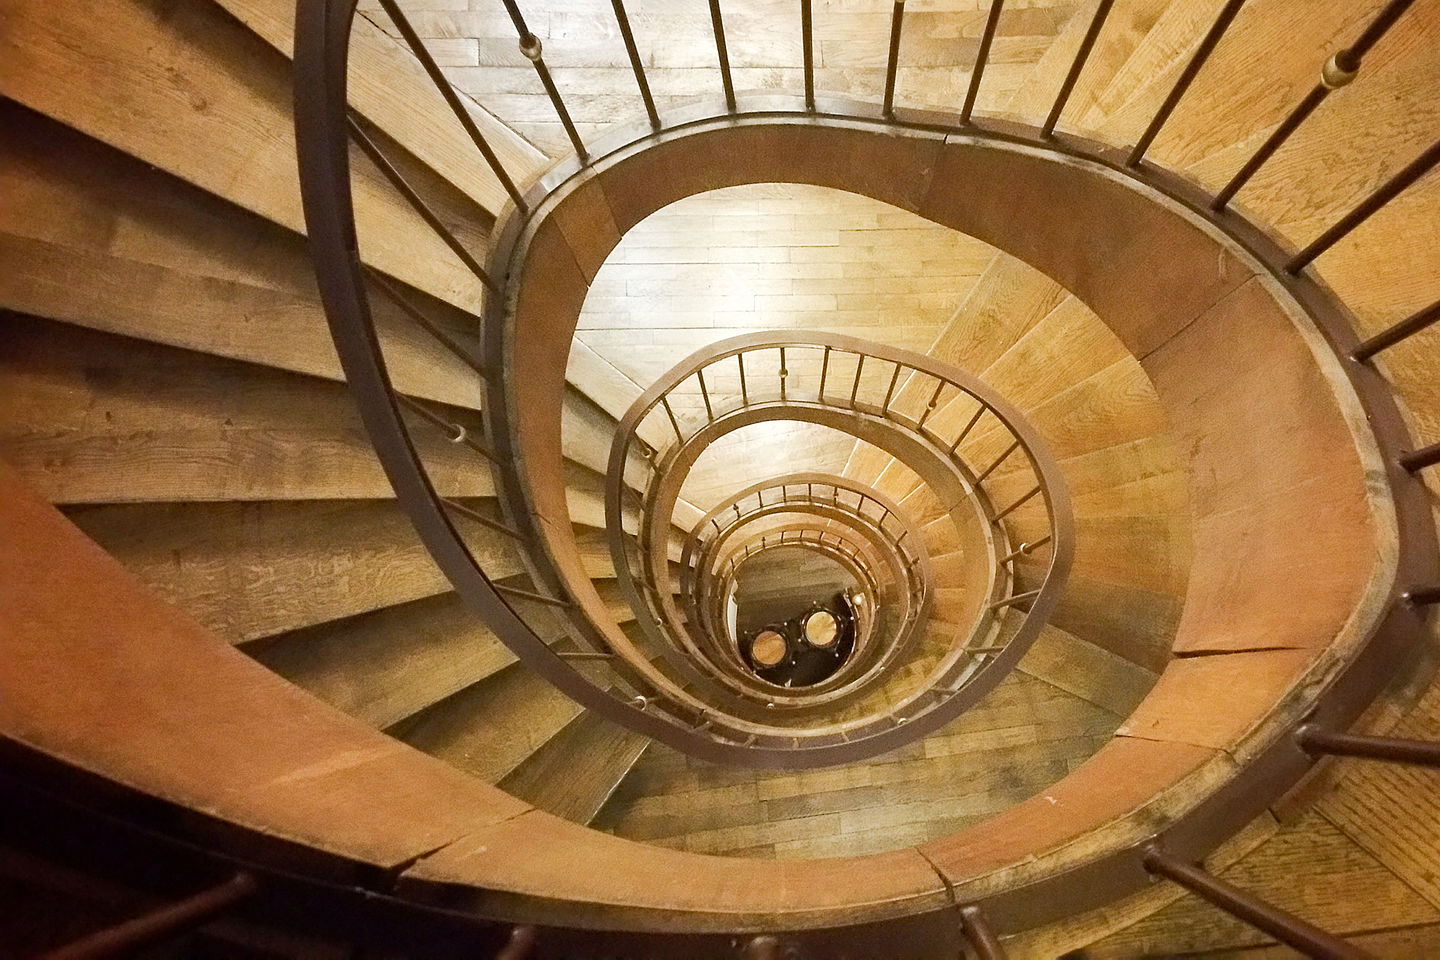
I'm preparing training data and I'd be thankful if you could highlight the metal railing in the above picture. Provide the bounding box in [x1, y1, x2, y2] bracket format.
[603, 331, 1072, 751]
[287, 0, 1440, 952]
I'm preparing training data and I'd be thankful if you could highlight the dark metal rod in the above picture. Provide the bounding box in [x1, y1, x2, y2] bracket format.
[42, 873, 258, 960]
[1000, 534, 1051, 564]
[1127, 0, 1245, 166]
[1405, 585, 1440, 606]
[850, 354, 866, 406]
[975, 439, 1021, 483]
[493, 582, 573, 608]
[499, 1, 587, 160]
[397, 395, 498, 462]
[917, 379, 945, 430]
[993, 484, 1041, 522]
[375, 0, 527, 211]
[801, 0, 815, 110]
[950, 403, 987, 453]
[1213, 86, 1327, 210]
[882, 362, 902, 413]
[817, 346, 829, 401]
[1042, 0, 1114, 136]
[738, 352, 749, 405]
[1351, 299, 1440, 362]
[1399, 440, 1440, 473]
[709, 0, 737, 112]
[365, 268, 486, 377]
[1143, 847, 1372, 959]
[1215, 0, 1419, 210]
[779, 346, 788, 402]
[442, 497, 524, 540]
[611, 0, 659, 128]
[959, 904, 1008, 960]
[661, 396, 683, 440]
[1288, 139, 1440, 272]
[882, 1, 906, 116]
[1297, 725, 1440, 768]
[557, 651, 614, 660]
[988, 588, 1041, 611]
[698, 369, 715, 421]
[960, 0, 1004, 123]
[347, 118, 497, 292]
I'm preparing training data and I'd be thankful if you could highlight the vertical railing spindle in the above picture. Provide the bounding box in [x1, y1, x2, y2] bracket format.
[801, 0, 815, 110]
[709, 0, 737, 112]
[1350, 298, 1440, 362]
[882, 1, 906, 116]
[1213, 0, 1419, 210]
[499, 0, 587, 160]
[961, 0, 1005, 123]
[1126, 0, 1246, 166]
[1042, 0, 1115, 136]
[611, 0, 659, 128]
[376, 0, 527, 212]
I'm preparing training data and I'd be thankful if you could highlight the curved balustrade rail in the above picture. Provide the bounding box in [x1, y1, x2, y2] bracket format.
[284, 0, 1440, 951]
[604, 331, 1073, 750]
[678, 473, 930, 711]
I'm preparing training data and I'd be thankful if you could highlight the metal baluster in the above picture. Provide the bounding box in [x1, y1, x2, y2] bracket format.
[1142, 846, 1373, 959]
[738, 352, 749, 406]
[975, 438, 1020, 483]
[1042, 0, 1114, 136]
[1351, 299, 1440, 362]
[375, 0, 527, 211]
[1000, 535, 1051, 564]
[882, 362, 902, 414]
[611, 0, 659, 128]
[779, 346, 788, 402]
[801, 0, 815, 111]
[917, 379, 945, 430]
[398, 395, 499, 462]
[494, 582, 574, 608]
[849, 354, 866, 407]
[950, 403, 988, 453]
[348, 119, 497, 293]
[989, 588, 1041, 611]
[42, 873, 258, 960]
[959, 904, 1008, 960]
[365, 267, 486, 376]
[698, 369, 714, 421]
[1296, 725, 1440, 768]
[709, 0, 737, 112]
[992, 484, 1041, 522]
[1399, 440, 1440, 473]
[960, 0, 1004, 123]
[1404, 585, 1440, 606]
[882, 1, 906, 116]
[1127, 0, 1246, 166]
[1287, 139, 1440, 272]
[442, 497, 524, 540]
[499, 0, 587, 160]
[818, 345, 831, 402]
[661, 396, 683, 440]
[1214, 0, 1419, 210]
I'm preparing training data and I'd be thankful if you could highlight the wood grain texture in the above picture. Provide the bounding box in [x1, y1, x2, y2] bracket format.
[0, 315, 492, 504]
[0, 0, 484, 312]
[500, 709, 650, 824]
[246, 591, 516, 731]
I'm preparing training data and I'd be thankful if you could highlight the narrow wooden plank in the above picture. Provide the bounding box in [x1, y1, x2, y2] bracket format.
[0, 0, 483, 312]
[0, 315, 492, 503]
[1019, 624, 1159, 717]
[217, 0, 546, 213]
[392, 663, 589, 783]
[246, 591, 516, 731]
[499, 709, 650, 825]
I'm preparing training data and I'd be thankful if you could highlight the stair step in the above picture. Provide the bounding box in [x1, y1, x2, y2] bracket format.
[499, 709, 650, 825]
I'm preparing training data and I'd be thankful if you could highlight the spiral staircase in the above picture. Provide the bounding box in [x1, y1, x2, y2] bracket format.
[3, 0, 1440, 956]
